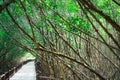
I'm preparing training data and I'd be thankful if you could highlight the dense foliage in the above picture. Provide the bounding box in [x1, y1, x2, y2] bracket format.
[0, 0, 120, 80]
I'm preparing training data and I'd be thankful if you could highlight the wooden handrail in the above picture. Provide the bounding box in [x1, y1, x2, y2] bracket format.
[38, 76, 63, 80]
[0, 59, 34, 80]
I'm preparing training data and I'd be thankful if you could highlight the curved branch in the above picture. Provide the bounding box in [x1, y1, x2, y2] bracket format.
[36, 47, 106, 80]
[112, 0, 120, 6]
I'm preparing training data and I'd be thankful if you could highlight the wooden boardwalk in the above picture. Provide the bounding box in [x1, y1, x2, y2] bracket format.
[10, 61, 36, 80]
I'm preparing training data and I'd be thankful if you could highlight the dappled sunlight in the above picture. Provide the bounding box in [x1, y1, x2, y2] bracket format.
[22, 52, 35, 60]
[18, 52, 36, 63]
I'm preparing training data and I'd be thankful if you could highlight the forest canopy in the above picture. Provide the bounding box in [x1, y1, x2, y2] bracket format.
[0, 0, 120, 80]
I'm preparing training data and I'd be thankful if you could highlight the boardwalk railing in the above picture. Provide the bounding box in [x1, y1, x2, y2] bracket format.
[0, 59, 34, 80]
[38, 76, 63, 80]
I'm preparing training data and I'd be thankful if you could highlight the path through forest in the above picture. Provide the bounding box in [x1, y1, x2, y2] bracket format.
[10, 61, 36, 80]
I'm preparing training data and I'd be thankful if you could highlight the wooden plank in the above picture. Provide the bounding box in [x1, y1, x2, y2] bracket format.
[10, 61, 36, 80]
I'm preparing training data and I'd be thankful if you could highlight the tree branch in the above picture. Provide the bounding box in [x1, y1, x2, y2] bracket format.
[0, 0, 15, 13]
